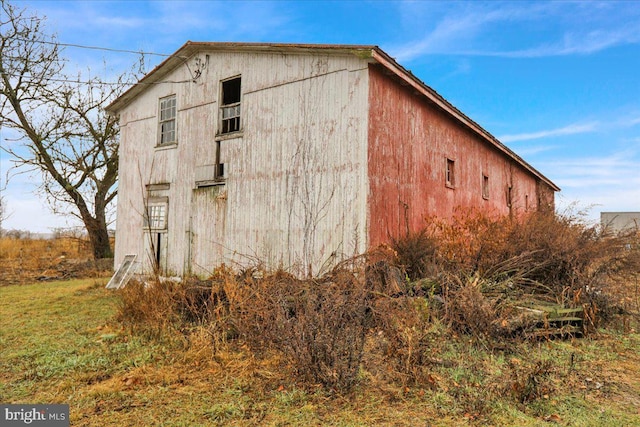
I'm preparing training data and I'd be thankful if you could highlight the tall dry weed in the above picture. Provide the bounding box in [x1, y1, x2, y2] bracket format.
[367, 295, 433, 385]
[116, 279, 184, 338]
[224, 266, 371, 391]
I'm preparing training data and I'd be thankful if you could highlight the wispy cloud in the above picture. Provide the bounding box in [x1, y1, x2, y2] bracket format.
[517, 121, 640, 217]
[393, 6, 518, 61]
[493, 27, 640, 58]
[499, 122, 598, 143]
[511, 145, 557, 156]
[542, 149, 640, 221]
[543, 151, 640, 188]
[392, 2, 640, 61]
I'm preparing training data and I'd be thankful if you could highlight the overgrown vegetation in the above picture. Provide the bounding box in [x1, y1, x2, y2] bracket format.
[0, 234, 112, 285]
[3, 209, 640, 425]
[117, 211, 640, 403]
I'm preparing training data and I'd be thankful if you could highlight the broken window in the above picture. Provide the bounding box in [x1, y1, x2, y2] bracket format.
[445, 158, 455, 188]
[158, 95, 177, 145]
[145, 201, 167, 272]
[220, 77, 241, 134]
[482, 175, 489, 199]
[105, 255, 137, 290]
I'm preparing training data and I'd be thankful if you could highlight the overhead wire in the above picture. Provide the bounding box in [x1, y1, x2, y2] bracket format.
[0, 69, 192, 86]
[14, 37, 184, 59]
[2, 37, 201, 86]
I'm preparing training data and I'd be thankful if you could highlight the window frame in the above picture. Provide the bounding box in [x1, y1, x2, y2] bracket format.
[219, 76, 242, 135]
[445, 158, 455, 188]
[144, 198, 169, 231]
[482, 174, 490, 200]
[158, 95, 177, 146]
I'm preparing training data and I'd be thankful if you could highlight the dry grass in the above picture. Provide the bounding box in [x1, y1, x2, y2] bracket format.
[3, 209, 640, 424]
[3, 272, 640, 425]
[0, 236, 112, 285]
[390, 209, 640, 334]
[115, 210, 640, 398]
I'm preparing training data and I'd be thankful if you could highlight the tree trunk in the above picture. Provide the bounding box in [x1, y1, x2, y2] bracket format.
[84, 216, 113, 260]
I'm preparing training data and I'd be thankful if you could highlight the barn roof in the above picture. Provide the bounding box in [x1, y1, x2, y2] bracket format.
[106, 41, 559, 192]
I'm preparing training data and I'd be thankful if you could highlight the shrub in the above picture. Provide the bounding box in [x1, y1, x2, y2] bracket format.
[386, 208, 640, 336]
[116, 279, 184, 338]
[226, 266, 372, 391]
[115, 208, 640, 393]
[367, 294, 433, 385]
[390, 229, 438, 282]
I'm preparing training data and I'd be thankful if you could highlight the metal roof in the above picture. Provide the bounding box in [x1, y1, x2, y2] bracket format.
[106, 41, 559, 192]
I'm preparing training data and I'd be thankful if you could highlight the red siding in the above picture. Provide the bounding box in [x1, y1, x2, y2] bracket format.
[367, 65, 546, 247]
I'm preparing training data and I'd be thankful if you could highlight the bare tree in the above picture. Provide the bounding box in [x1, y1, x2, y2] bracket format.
[0, 194, 5, 236]
[0, 1, 135, 258]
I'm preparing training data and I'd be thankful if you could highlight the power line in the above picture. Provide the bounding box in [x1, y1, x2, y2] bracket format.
[15, 37, 188, 60]
[5, 39, 198, 85]
[1, 69, 192, 87]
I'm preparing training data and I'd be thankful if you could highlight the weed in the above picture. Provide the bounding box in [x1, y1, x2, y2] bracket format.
[390, 228, 438, 281]
[0, 236, 112, 285]
[227, 265, 372, 391]
[508, 359, 556, 404]
[2, 279, 640, 426]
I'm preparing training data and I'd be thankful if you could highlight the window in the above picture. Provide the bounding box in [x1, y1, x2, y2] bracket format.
[158, 95, 176, 145]
[215, 141, 225, 179]
[219, 77, 241, 134]
[445, 158, 455, 187]
[482, 175, 489, 199]
[145, 202, 167, 230]
[507, 186, 513, 208]
[525, 194, 529, 211]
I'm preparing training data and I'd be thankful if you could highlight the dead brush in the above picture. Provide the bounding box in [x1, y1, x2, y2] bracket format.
[423, 209, 640, 333]
[223, 264, 372, 391]
[366, 295, 433, 386]
[442, 275, 504, 340]
[390, 228, 438, 281]
[0, 235, 100, 285]
[116, 278, 189, 338]
[507, 359, 556, 404]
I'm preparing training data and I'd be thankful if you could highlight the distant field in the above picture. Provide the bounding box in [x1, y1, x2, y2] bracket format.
[1, 278, 640, 426]
[0, 236, 111, 286]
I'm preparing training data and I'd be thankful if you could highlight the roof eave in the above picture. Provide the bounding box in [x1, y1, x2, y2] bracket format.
[370, 48, 560, 192]
[105, 41, 559, 192]
[106, 41, 376, 114]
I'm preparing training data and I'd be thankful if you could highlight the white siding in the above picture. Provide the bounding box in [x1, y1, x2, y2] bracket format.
[115, 50, 369, 276]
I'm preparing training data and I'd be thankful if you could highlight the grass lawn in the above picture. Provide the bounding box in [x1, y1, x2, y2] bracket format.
[1, 279, 640, 426]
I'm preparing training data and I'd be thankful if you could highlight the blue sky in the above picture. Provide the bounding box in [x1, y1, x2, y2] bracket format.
[2, 0, 639, 232]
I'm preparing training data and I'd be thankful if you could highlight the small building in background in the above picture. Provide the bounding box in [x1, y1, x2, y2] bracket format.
[107, 42, 559, 277]
[601, 212, 640, 233]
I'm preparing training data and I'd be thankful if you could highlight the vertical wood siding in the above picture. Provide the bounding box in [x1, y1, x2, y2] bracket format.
[366, 65, 552, 247]
[115, 51, 369, 276]
[114, 48, 555, 277]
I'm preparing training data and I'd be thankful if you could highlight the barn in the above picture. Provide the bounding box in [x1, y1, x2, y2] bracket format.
[106, 42, 559, 277]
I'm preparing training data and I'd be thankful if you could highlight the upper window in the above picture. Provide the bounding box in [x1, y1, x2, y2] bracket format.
[220, 77, 241, 134]
[445, 158, 455, 188]
[158, 95, 176, 145]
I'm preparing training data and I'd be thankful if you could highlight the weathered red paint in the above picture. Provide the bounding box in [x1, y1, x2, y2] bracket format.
[367, 64, 553, 247]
